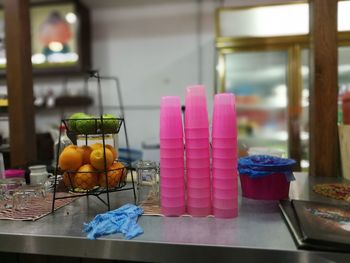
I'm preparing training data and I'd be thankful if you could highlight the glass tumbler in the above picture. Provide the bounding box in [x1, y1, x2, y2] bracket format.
[0, 178, 25, 209]
[12, 186, 46, 210]
[135, 160, 159, 205]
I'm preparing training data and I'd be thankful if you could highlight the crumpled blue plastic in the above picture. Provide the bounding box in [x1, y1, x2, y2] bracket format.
[238, 155, 296, 182]
[83, 204, 144, 240]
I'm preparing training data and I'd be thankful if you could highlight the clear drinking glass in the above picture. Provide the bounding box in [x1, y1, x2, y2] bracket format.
[12, 185, 46, 211]
[0, 178, 26, 209]
[135, 160, 159, 205]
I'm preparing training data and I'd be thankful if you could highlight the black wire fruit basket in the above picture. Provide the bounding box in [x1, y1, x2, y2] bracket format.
[51, 72, 137, 212]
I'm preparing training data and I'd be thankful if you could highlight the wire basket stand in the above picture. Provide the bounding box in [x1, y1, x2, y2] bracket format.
[51, 71, 137, 212]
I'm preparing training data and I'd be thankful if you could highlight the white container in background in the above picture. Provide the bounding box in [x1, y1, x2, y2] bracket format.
[28, 165, 52, 185]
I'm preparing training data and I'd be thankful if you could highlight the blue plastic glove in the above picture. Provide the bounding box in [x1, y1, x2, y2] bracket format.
[83, 204, 144, 240]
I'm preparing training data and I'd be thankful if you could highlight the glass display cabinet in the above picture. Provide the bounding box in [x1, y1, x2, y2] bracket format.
[215, 1, 350, 170]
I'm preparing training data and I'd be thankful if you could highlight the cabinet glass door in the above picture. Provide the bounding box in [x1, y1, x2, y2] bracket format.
[222, 50, 289, 157]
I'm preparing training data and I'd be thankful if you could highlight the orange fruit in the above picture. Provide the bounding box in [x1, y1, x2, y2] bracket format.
[63, 145, 78, 151]
[62, 172, 75, 188]
[74, 164, 98, 190]
[59, 147, 83, 171]
[90, 147, 114, 170]
[98, 162, 124, 188]
[105, 144, 118, 161]
[90, 143, 103, 151]
[79, 145, 93, 164]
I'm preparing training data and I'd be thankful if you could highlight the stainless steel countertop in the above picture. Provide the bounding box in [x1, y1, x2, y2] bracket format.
[0, 173, 349, 263]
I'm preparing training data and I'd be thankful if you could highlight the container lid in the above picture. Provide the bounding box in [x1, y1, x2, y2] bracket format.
[238, 155, 296, 181]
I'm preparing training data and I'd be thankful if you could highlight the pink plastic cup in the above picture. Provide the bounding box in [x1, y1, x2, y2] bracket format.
[160, 176, 184, 188]
[186, 148, 210, 159]
[212, 157, 237, 169]
[212, 176, 238, 183]
[212, 197, 238, 209]
[186, 85, 206, 99]
[160, 96, 183, 139]
[161, 96, 182, 109]
[187, 206, 211, 217]
[187, 177, 210, 188]
[212, 119, 237, 138]
[160, 148, 184, 158]
[213, 207, 238, 218]
[213, 93, 236, 111]
[212, 176, 238, 186]
[160, 173, 185, 182]
[212, 148, 237, 159]
[160, 157, 184, 168]
[212, 121, 237, 138]
[211, 138, 236, 148]
[161, 186, 185, 197]
[160, 166, 184, 177]
[185, 138, 210, 148]
[213, 186, 238, 199]
[212, 167, 238, 178]
[187, 187, 211, 198]
[185, 86, 209, 129]
[5, 169, 25, 178]
[185, 128, 209, 139]
[184, 112, 209, 129]
[160, 138, 184, 148]
[162, 205, 186, 217]
[212, 93, 237, 138]
[161, 195, 185, 206]
[186, 158, 210, 168]
[212, 177, 238, 190]
[160, 196, 186, 207]
[184, 110, 209, 129]
[186, 167, 210, 178]
[187, 196, 211, 207]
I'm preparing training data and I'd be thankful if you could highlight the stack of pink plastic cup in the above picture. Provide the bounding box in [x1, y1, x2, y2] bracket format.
[185, 85, 211, 217]
[160, 96, 185, 216]
[211, 93, 238, 218]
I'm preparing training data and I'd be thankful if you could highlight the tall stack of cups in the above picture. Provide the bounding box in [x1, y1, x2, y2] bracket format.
[185, 85, 211, 216]
[211, 93, 238, 218]
[160, 96, 185, 216]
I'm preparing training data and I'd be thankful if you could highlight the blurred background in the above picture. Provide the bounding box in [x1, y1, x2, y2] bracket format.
[0, 0, 349, 171]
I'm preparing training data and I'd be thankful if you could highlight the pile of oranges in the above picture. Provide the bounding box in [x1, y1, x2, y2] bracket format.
[59, 143, 125, 190]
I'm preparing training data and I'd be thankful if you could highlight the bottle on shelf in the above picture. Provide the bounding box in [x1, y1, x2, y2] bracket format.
[53, 124, 73, 166]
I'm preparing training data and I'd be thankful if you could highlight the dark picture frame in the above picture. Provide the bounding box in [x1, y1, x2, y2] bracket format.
[0, 0, 91, 77]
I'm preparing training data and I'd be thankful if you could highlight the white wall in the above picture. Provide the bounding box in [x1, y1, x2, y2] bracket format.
[32, 0, 293, 161]
[89, 0, 219, 160]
